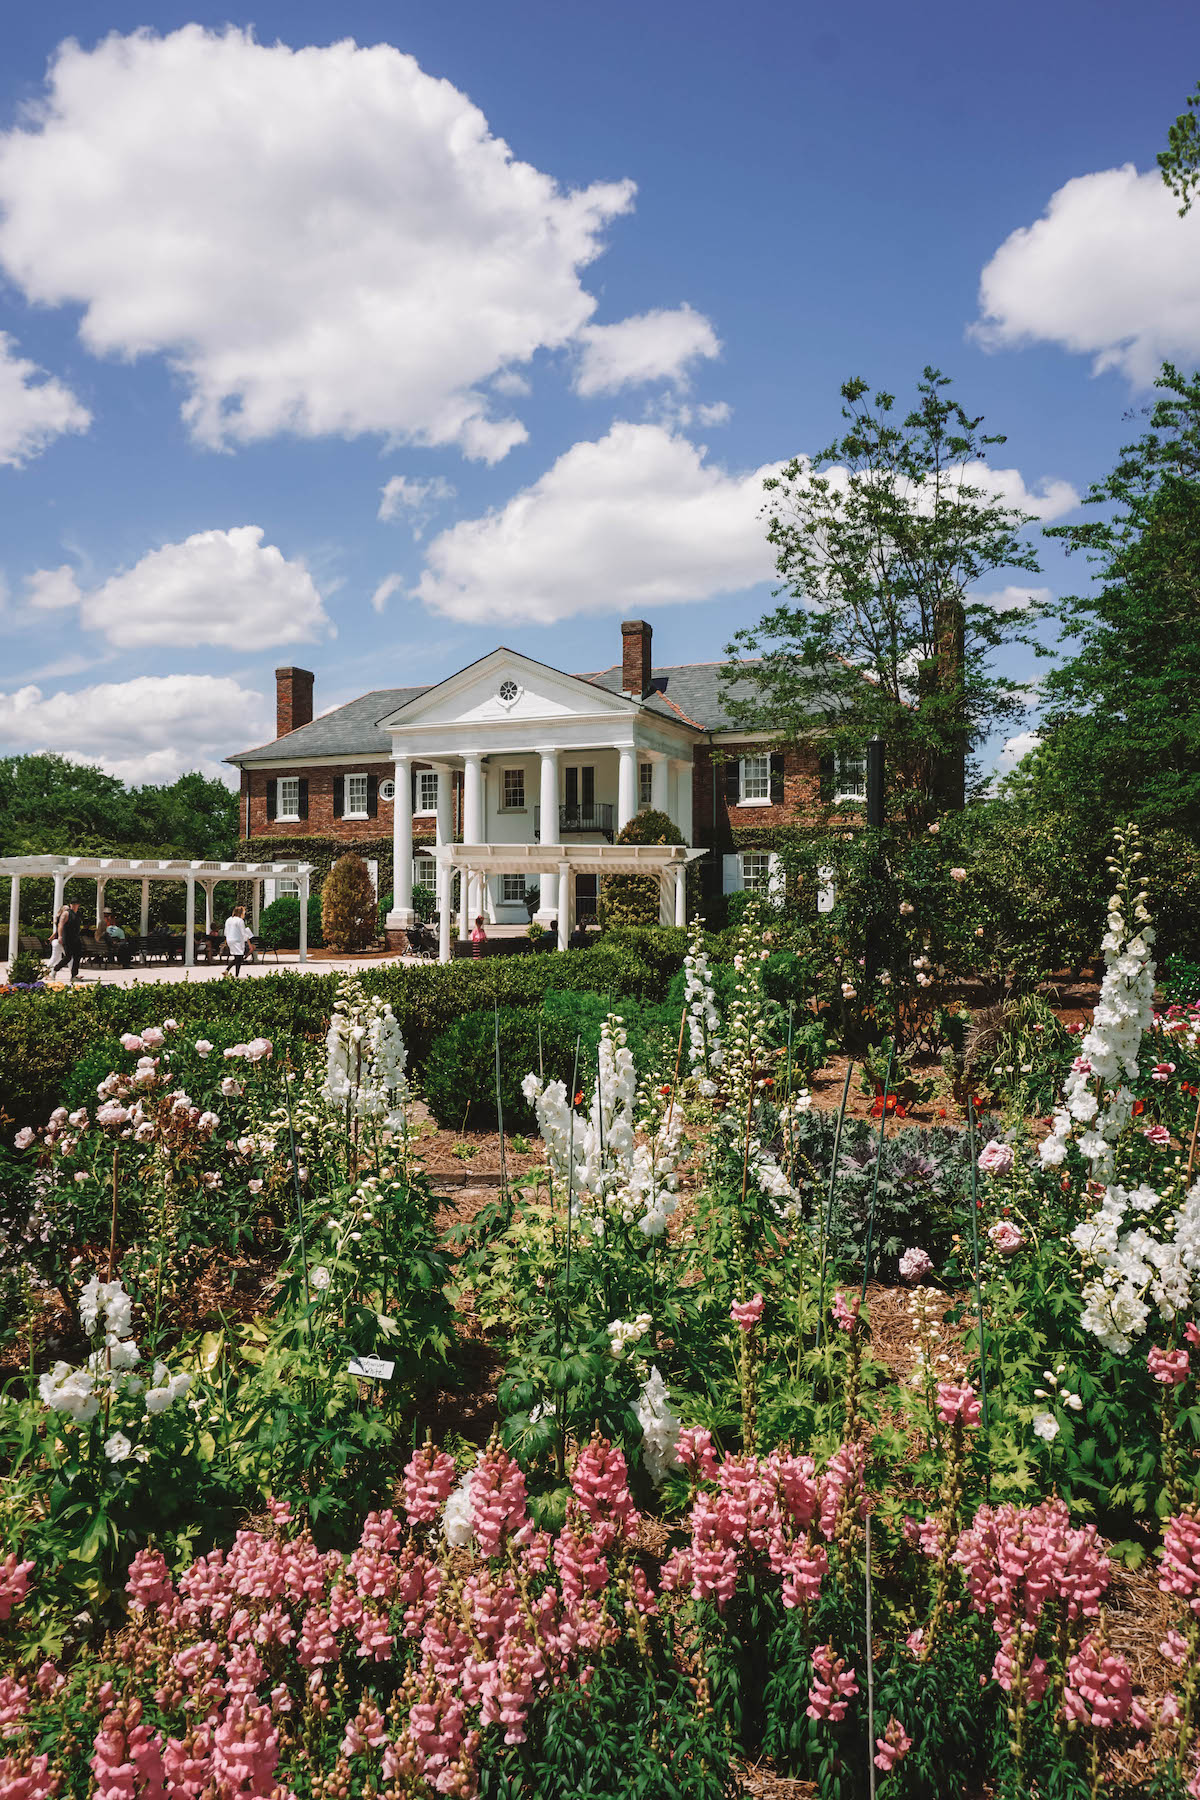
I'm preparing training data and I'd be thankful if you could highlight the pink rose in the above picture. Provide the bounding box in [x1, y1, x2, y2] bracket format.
[988, 1221, 1024, 1256]
[898, 1247, 933, 1284]
[1143, 1124, 1172, 1148]
[978, 1140, 1014, 1177]
[950, 867, 967, 882]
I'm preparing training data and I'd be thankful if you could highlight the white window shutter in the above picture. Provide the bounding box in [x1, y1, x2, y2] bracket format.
[722, 853, 742, 894]
[817, 865, 836, 914]
[767, 853, 785, 906]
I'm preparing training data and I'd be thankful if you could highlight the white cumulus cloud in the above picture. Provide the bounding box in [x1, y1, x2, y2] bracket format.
[973, 163, 1200, 384]
[0, 331, 90, 466]
[25, 526, 330, 651]
[0, 673, 268, 784]
[998, 729, 1043, 773]
[0, 26, 636, 459]
[378, 474, 456, 534]
[412, 421, 778, 625]
[971, 584, 1053, 615]
[574, 305, 720, 396]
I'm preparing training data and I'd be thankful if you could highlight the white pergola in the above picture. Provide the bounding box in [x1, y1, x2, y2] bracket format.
[436, 841, 706, 961]
[2, 854, 314, 968]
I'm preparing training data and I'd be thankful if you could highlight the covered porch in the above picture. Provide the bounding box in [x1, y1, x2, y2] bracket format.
[433, 841, 706, 961]
[2, 854, 315, 969]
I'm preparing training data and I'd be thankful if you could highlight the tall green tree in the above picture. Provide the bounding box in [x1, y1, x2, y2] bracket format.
[723, 368, 1043, 826]
[1029, 363, 1200, 839]
[1158, 79, 1200, 214]
[0, 753, 238, 857]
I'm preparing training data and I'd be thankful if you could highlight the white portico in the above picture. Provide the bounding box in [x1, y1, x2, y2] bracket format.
[377, 647, 700, 938]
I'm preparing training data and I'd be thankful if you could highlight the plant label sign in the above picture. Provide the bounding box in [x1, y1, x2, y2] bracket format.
[348, 1355, 395, 1381]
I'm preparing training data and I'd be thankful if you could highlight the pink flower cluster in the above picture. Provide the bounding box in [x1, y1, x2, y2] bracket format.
[1062, 1633, 1144, 1730]
[987, 1221, 1024, 1256]
[729, 1293, 764, 1331]
[977, 1140, 1014, 1177]
[874, 1715, 912, 1771]
[1160, 1511, 1200, 1619]
[1148, 1344, 1191, 1386]
[936, 1383, 982, 1428]
[831, 1291, 860, 1333]
[0, 1554, 34, 1623]
[806, 1643, 858, 1722]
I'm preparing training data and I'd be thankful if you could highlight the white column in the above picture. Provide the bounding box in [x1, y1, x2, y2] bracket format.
[184, 875, 196, 967]
[462, 754, 483, 920]
[435, 766, 452, 927]
[203, 882, 214, 931]
[139, 877, 150, 937]
[298, 873, 308, 964]
[7, 875, 20, 966]
[557, 860, 572, 951]
[617, 747, 638, 833]
[95, 878, 107, 929]
[438, 861, 452, 963]
[251, 882, 261, 934]
[537, 750, 559, 922]
[650, 753, 670, 817]
[388, 755, 414, 929]
[673, 758, 694, 846]
[459, 866, 471, 941]
[674, 863, 687, 928]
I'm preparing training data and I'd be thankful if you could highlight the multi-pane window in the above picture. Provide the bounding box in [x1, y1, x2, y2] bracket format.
[639, 762, 653, 808]
[277, 776, 300, 819]
[345, 773, 368, 817]
[502, 768, 525, 810]
[417, 770, 439, 813]
[740, 755, 770, 802]
[502, 874, 526, 902]
[276, 877, 300, 898]
[740, 851, 771, 895]
[835, 753, 867, 802]
[412, 857, 436, 894]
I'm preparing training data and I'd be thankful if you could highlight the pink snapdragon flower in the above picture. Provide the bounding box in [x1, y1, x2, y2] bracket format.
[730, 1293, 764, 1331]
[874, 1716, 913, 1771]
[675, 1428, 720, 1481]
[832, 1291, 860, 1333]
[978, 1140, 1014, 1177]
[1148, 1345, 1191, 1386]
[936, 1383, 982, 1428]
[1062, 1632, 1140, 1729]
[401, 1444, 458, 1526]
[1159, 1511, 1200, 1617]
[0, 1554, 34, 1621]
[806, 1643, 858, 1722]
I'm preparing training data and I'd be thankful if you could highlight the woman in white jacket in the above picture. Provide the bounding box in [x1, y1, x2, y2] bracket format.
[223, 905, 254, 978]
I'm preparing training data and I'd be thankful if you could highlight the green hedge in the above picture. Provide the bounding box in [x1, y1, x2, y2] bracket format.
[0, 937, 689, 1136]
[257, 894, 325, 950]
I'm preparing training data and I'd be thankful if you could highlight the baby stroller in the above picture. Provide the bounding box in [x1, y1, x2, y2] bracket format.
[406, 919, 438, 960]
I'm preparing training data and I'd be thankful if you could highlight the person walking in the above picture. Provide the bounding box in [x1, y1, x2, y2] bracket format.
[47, 899, 70, 977]
[471, 914, 488, 958]
[60, 899, 84, 984]
[223, 904, 253, 978]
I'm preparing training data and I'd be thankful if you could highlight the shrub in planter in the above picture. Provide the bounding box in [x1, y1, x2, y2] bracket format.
[257, 894, 325, 950]
[422, 1005, 583, 1131]
[322, 853, 378, 951]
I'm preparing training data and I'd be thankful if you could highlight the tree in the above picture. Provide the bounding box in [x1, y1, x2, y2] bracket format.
[321, 853, 379, 952]
[1159, 80, 1200, 214]
[597, 809, 683, 930]
[1030, 364, 1200, 839]
[723, 369, 1043, 826]
[0, 753, 238, 857]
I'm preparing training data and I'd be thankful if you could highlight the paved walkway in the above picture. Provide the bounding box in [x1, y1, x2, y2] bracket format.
[3, 951, 425, 988]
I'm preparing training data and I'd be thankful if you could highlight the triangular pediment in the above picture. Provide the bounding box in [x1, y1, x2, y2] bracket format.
[375, 648, 637, 732]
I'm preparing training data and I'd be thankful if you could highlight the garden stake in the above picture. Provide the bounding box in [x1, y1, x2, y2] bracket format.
[865, 1511, 876, 1800]
[283, 1061, 311, 1311]
[1187, 1084, 1200, 1187]
[966, 1096, 991, 1443]
[816, 1060, 854, 1347]
[493, 1002, 508, 1205]
[859, 1045, 894, 1307]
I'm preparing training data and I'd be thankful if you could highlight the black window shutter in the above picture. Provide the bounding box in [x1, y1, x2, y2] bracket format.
[367, 773, 378, 819]
[819, 752, 835, 803]
[298, 777, 309, 820]
[333, 774, 344, 819]
[266, 779, 277, 822]
[724, 759, 741, 805]
[770, 752, 785, 804]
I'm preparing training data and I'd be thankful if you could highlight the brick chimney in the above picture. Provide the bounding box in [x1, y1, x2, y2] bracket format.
[275, 667, 314, 738]
[621, 619, 653, 698]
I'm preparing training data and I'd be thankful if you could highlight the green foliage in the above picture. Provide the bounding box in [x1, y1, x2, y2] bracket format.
[321, 853, 379, 952]
[5, 951, 45, 987]
[1159, 77, 1200, 214]
[597, 809, 685, 929]
[725, 368, 1045, 823]
[257, 893, 325, 950]
[422, 1006, 584, 1131]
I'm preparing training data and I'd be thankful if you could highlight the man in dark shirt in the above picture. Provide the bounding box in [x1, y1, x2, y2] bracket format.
[61, 900, 84, 983]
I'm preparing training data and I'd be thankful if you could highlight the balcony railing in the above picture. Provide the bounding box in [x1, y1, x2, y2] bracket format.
[560, 803, 614, 840]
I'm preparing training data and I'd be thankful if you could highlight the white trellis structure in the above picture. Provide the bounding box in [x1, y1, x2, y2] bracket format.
[436, 840, 706, 962]
[2, 854, 314, 968]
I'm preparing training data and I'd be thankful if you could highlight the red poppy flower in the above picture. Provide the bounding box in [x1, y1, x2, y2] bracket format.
[659, 1084, 672, 1097]
[1132, 1099, 1145, 1116]
[574, 1092, 584, 1106]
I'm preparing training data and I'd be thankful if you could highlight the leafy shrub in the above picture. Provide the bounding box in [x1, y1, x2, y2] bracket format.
[379, 886, 437, 927]
[6, 950, 45, 986]
[596, 809, 684, 929]
[422, 1006, 584, 1131]
[322, 853, 379, 951]
[1161, 950, 1200, 1006]
[257, 893, 325, 950]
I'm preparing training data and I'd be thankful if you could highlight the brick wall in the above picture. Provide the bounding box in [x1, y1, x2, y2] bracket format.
[692, 741, 824, 842]
[241, 761, 439, 847]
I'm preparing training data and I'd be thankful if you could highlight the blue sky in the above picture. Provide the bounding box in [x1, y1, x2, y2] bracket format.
[1, 0, 1199, 786]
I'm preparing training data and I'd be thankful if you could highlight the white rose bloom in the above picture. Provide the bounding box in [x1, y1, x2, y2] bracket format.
[104, 1431, 133, 1462]
[1031, 1412, 1059, 1442]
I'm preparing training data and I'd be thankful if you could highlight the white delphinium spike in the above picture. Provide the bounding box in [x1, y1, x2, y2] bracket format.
[683, 917, 723, 1094]
[634, 1365, 683, 1486]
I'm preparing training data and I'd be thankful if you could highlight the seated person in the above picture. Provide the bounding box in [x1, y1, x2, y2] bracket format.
[204, 921, 224, 963]
[101, 911, 133, 968]
[569, 921, 590, 950]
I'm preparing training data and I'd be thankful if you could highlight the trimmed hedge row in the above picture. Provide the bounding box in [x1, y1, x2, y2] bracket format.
[0, 934, 689, 1135]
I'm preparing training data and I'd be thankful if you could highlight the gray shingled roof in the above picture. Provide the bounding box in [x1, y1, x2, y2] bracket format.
[230, 687, 429, 764]
[228, 657, 822, 766]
